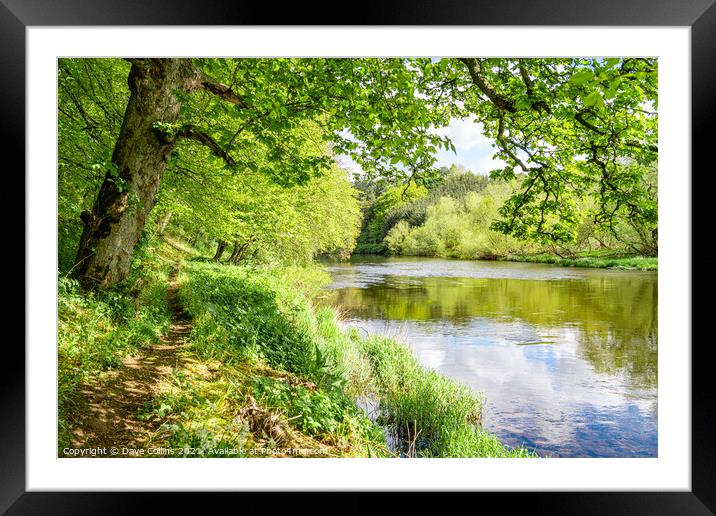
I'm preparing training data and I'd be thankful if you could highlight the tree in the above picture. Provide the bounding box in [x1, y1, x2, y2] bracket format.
[449, 57, 658, 247]
[355, 57, 657, 252]
[58, 58, 131, 271]
[72, 59, 202, 287]
[153, 116, 360, 264]
[66, 57, 454, 288]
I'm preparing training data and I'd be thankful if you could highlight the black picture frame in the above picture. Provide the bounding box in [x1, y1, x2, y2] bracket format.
[6, 0, 711, 513]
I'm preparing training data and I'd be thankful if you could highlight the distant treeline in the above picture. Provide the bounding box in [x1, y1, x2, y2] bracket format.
[354, 164, 657, 259]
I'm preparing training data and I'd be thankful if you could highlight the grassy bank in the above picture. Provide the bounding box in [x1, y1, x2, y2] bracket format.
[146, 260, 533, 457]
[499, 253, 657, 271]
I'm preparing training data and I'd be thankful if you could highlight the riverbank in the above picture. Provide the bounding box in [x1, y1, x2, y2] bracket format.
[167, 259, 533, 457]
[351, 252, 657, 271]
[59, 236, 533, 458]
[498, 253, 657, 271]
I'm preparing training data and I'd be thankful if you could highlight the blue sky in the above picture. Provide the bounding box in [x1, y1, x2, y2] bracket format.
[432, 115, 506, 175]
[337, 115, 507, 177]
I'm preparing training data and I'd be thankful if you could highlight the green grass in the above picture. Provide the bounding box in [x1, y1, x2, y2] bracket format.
[168, 261, 390, 456]
[59, 237, 537, 458]
[318, 316, 534, 457]
[172, 260, 534, 458]
[500, 253, 657, 270]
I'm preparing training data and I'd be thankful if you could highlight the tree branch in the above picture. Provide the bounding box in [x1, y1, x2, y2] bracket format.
[497, 112, 529, 171]
[625, 140, 658, 153]
[518, 59, 551, 114]
[574, 111, 606, 135]
[175, 125, 236, 167]
[188, 70, 253, 109]
[576, 112, 657, 153]
[458, 58, 516, 113]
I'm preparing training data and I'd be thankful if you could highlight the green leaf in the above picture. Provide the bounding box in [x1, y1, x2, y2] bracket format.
[569, 70, 595, 86]
[582, 91, 603, 107]
[515, 98, 532, 111]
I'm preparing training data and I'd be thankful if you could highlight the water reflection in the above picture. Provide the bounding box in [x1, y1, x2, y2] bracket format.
[320, 256, 658, 457]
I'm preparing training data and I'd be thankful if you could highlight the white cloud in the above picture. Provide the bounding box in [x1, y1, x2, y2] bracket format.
[433, 115, 492, 152]
[336, 153, 364, 177]
[476, 154, 507, 174]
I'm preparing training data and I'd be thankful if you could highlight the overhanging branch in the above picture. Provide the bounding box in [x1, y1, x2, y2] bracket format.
[189, 70, 253, 109]
[175, 125, 236, 167]
[625, 140, 658, 153]
[458, 57, 516, 113]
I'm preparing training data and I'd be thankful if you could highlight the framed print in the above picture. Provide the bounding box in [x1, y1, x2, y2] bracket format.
[7, 0, 713, 512]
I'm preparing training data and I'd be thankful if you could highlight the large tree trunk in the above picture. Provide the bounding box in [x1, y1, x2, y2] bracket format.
[73, 59, 196, 289]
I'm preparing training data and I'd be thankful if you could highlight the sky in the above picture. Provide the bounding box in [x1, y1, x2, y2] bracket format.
[337, 115, 507, 178]
[432, 115, 507, 174]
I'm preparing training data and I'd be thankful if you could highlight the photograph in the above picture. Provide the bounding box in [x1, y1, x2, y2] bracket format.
[56, 55, 659, 460]
[6, 9, 707, 507]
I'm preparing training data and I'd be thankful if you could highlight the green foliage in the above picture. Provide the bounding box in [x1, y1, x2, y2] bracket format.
[385, 181, 536, 259]
[58, 58, 657, 280]
[188, 58, 455, 184]
[58, 58, 132, 272]
[58, 267, 170, 388]
[252, 377, 382, 442]
[359, 334, 533, 457]
[355, 182, 428, 252]
[140, 367, 259, 458]
[175, 261, 389, 453]
[159, 155, 361, 265]
[452, 57, 658, 244]
[179, 263, 317, 378]
[378, 162, 656, 260]
[501, 253, 657, 270]
[353, 242, 389, 255]
[382, 166, 491, 236]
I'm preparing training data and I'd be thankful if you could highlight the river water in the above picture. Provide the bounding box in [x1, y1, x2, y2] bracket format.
[320, 256, 658, 458]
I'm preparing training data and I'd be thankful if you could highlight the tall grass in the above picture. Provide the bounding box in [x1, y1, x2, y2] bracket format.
[322, 316, 534, 457]
[175, 261, 388, 455]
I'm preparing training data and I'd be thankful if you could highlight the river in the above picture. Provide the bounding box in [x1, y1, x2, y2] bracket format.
[320, 256, 658, 458]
